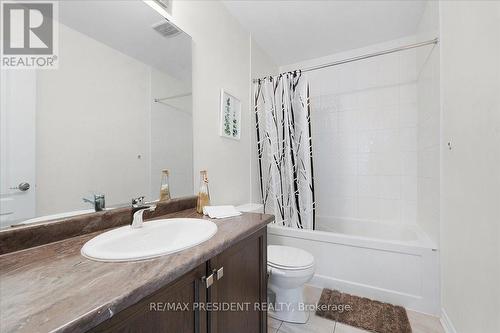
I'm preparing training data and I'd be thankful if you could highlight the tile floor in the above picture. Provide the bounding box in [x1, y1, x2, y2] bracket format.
[268, 285, 445, 333]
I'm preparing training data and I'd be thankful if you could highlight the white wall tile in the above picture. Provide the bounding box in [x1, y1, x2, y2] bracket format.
[358, 175, 379, 197]
[356, 107, 378, 130]
[338, 92, 358, 110]
[357, 153, 378, 175]
[379, 176, 401, 199]
[377, 86, 400, 107]
[332, 153, 357, 176]
[400, 127, 418, 151]
[377, 152, 402, 175]
[301, 38, 422, 226]
[338, 110, 358, 131]
[332, 175, 357, 197]
[356, 197, 381, 220]
[333, 131, 358, 153]
[402, 176, 418, 202]
[379, 198, 402, 222]
[377, 129, 400, 152]
[400, 103, 418, 127]
[402, 200, 417, 224]
[324, 196, 356, 218]
[358, 89, 379, 108]
[418, 148, 440, 179]
[400, 82, 418, 103]
[358, 130, 378, 153]
[376, 105, 400, 129]
[402, 151, 418, 176]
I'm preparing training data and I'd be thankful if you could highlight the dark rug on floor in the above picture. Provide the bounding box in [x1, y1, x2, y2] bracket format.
[316, 288, 412, 333]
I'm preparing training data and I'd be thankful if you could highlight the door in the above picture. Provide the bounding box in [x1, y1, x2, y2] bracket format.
[89, 264, 207, 333]
[0, 70, 36, 227]
[209, 227, 267, 333]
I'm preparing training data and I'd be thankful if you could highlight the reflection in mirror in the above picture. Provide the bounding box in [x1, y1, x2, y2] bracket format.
[0, 1, 193, 229]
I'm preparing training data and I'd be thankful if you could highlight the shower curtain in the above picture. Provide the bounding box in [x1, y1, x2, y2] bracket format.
[254, 72, 315, 229]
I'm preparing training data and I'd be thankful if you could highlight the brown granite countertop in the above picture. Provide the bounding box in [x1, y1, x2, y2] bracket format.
[0, 209, 274, 333]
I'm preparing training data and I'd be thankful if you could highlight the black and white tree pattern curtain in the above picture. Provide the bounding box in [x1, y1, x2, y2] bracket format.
[254, 72, 315, 229]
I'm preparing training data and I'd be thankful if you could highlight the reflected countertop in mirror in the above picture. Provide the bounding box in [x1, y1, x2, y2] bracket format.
[0, 1, 193, 229]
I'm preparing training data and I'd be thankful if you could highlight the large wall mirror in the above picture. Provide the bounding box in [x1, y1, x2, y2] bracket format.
[0, 1, 193, 229]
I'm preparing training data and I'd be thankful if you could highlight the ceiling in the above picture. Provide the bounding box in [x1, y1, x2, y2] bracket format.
[223, 0, 426, 66]
[59, 1, 191, 83]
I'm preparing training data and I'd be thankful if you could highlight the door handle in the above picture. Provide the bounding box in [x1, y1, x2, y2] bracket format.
[9, 182, 30, 191]
[214, 267, 224, 280]
[202, 274, 214, 288]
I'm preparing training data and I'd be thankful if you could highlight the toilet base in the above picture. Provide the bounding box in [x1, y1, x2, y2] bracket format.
[268, 285, 309, 324]
[269, 308, 310, 324]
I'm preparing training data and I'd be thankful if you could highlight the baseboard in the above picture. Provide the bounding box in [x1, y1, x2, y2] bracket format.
[440, 308, 458, 333]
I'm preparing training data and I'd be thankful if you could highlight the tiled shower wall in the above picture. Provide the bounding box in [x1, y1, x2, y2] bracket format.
[416, 0, 440, 244]
[289, 37, 421, 226]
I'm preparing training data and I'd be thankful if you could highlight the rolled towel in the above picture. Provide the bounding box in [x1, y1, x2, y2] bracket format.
[203, 205, 242, 219]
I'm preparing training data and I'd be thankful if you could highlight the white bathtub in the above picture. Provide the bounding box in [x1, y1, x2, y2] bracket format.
[267, 217, 440, 315]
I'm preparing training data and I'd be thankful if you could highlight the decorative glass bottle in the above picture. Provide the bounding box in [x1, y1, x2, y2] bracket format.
[196, 170, 210, 214]
[159, 169, 171, 201]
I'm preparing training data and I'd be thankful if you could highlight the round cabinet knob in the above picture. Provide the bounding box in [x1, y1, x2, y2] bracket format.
[10, 182, 30, 191]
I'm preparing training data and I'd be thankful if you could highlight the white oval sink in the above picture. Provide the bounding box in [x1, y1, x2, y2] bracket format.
[81, 218, 217, 262]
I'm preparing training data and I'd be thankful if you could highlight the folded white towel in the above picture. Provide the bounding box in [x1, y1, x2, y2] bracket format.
[203, 205, 242, 219]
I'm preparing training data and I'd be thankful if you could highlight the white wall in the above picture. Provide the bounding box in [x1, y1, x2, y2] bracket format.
[416, 1, 441, 245]
[36, 23, 192, 215]
[281, 37, 422, 228]
[440, 1, 500, 332]
[171, 1, 252, 205]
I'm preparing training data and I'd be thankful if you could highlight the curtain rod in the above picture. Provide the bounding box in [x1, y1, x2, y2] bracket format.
[154, 92, 192, 102]
[253, 37, 439, 83]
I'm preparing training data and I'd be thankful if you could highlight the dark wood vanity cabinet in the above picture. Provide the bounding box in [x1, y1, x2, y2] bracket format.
[90, 264, 207, 333]
[209, 227, 267, 333]
[90, 227, 267, 333]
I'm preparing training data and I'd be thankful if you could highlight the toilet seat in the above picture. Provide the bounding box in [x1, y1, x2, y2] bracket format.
[268, 245, 314, 270]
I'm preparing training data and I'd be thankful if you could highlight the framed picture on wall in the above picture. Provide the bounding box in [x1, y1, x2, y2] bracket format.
[219, 89, 241, 140]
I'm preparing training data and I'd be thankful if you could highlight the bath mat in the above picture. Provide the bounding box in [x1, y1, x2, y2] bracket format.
[316, 288, 412, 333]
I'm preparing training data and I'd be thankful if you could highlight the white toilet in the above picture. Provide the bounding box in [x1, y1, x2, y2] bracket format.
[267, 245, 315, 323]
[236, 204, 316, 324]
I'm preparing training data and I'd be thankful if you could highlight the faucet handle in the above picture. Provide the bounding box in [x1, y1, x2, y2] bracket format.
[94, 193, 105, 211]
[130, 204, 157, 229]
[132, 196, 145, 207]
[83, 193, 105, 211]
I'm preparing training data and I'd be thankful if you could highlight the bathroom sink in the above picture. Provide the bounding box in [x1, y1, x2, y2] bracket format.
[81, 218, 217, 262]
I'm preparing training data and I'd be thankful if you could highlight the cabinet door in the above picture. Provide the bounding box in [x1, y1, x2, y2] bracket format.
[208, 227, 267, 333]
[90, 264, 207, 333]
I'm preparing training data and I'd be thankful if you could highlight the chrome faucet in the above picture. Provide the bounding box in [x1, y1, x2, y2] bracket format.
[131, 196, 156, 229]
[83, 193, 105, 211]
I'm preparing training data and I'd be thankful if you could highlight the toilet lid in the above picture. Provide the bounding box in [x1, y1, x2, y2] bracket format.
[268, 245, 314, 269]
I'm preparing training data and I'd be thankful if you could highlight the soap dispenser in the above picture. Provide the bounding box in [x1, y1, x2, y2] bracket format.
[196, 170, 210, 214]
